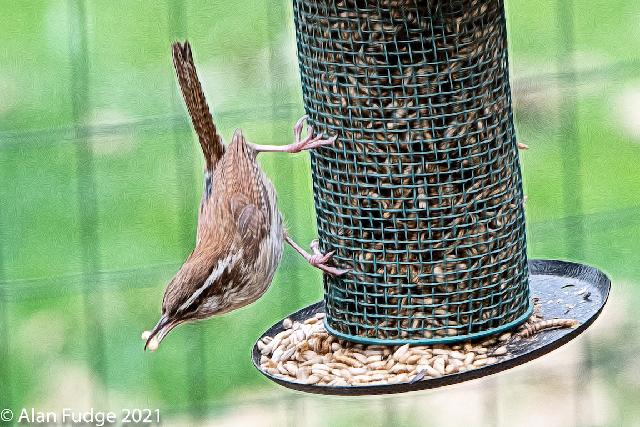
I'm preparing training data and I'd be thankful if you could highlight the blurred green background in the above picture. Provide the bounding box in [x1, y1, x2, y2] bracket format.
[0, 0, 639, 426]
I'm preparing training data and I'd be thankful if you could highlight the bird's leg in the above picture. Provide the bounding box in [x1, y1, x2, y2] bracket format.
[251, 115, 337, 153]
[284, 235, 348, 276]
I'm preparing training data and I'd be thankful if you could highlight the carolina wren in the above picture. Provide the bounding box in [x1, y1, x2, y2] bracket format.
[142, 41, 346, 351]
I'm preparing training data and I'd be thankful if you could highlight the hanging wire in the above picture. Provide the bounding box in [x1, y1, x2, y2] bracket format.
[67, 0, 108, 406]
[164, 0, 209, 419]
[0, 214, 12, 410]
[554, 0, 591, 425]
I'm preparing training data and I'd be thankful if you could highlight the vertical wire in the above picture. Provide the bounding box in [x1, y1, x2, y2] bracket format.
[271, 4, 304, 422]
[556, 0, 584, 258]
[264, 4, 292, 421]
[383, 397, 397, 426]
[0, 202, 11, 409]
[166, 0, 207, 419]
[282, 4, 303, 312]
[555, 1, 589, 426]
[285, 9, 305, 311]
[265, 0, 301, 317]
[68, 0, 107, 406]
[483, 377, 500, 427]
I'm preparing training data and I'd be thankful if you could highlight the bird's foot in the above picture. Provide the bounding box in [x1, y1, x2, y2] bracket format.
[307, 240, 348, 276]
[251, 115, 337, 154]
[288, 115, 337, 153]
[284, 235, 348, 276]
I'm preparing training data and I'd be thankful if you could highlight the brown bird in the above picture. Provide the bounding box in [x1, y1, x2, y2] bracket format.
[142, 41, 346, 351]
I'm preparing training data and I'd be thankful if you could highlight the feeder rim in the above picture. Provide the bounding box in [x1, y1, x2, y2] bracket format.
[322, 299, 533, 346]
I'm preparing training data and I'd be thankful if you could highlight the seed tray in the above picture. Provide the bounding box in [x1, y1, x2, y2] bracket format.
[252, 259, 610, 395]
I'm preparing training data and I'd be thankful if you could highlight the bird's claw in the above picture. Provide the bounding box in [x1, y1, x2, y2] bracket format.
[293, 114, 308, 138]
[291, 115, 337, 153]
[309, 250, 334, 266]
[319, 265, 349, 276]
[307, 244, 347, 276]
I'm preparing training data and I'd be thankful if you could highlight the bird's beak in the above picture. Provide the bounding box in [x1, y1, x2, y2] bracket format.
[144, 315, 181, 351]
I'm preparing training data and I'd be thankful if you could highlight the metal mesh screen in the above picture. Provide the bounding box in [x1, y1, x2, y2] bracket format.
[293, 0, 532, 344]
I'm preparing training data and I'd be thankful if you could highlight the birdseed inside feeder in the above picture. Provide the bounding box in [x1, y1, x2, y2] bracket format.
[254, 0, 610, 393]
[298, 0, 530, 345]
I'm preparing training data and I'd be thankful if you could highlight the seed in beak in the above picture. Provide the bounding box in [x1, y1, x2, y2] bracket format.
[143, 315, 180, 351]
[147, 337, 160, 352]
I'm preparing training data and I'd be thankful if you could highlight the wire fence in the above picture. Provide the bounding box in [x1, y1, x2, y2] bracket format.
[0, 0, 638, 425]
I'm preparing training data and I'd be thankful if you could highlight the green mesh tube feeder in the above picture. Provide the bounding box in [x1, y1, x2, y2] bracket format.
[293, 0, 532, 345]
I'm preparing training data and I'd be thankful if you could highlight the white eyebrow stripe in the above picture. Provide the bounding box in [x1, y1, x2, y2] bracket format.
[177, 250, 243, 314]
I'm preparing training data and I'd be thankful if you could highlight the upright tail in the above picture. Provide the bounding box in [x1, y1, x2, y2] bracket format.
[172, 41, 224, 171]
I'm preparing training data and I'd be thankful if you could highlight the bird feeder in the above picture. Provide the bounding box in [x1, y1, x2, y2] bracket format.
[296, 0, 530, 344]
[253, 0, 609, 393]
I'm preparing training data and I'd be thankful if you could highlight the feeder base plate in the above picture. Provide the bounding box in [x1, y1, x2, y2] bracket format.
[252, 260, 610, 395]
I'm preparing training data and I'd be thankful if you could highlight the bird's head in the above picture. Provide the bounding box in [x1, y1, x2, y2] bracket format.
[143, 252, 227, 351]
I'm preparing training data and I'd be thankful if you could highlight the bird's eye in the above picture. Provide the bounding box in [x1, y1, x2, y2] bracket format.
[177, 296, 199, 316]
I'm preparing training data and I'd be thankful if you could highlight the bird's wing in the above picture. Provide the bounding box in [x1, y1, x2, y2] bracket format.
[229, 193, 269, 256]
[172, 41, 224, 171]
